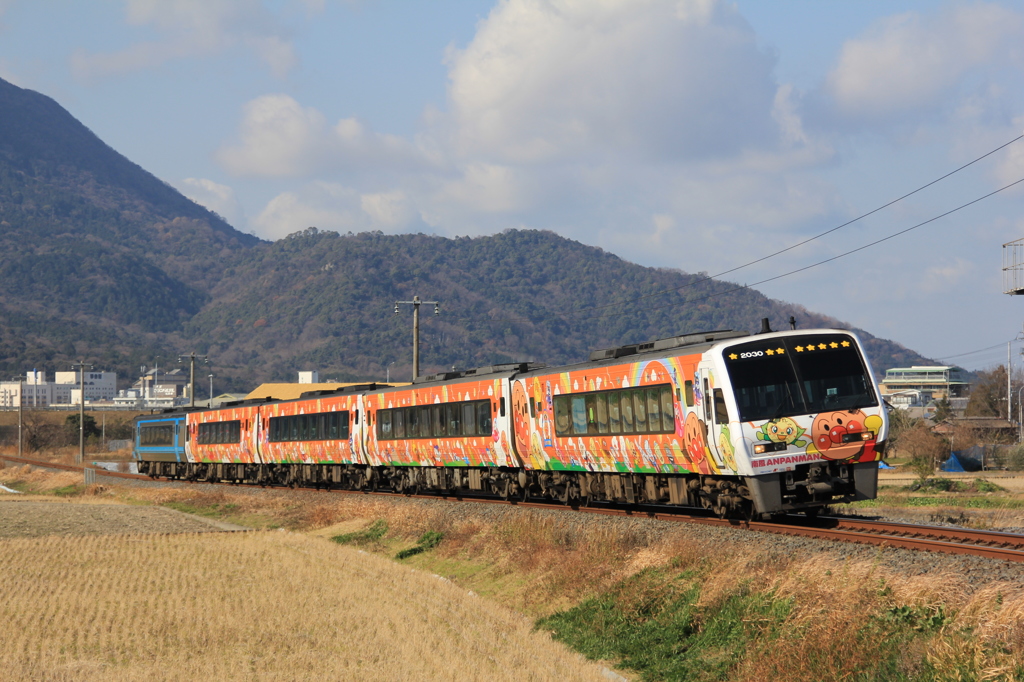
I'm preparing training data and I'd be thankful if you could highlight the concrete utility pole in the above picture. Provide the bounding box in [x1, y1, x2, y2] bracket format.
[14, 375, 23, 457]
[208, 374, 214, 407]
[394, 296, 440, 379]
[71, 360, 92, 464]
[178, 353, 208, 408]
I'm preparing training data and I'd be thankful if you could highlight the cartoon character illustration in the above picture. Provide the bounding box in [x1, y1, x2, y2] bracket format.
[809, 409, 876, 460]
[718, 425, 737, 472]
[511, 381, 532, 457]
[755, 417, 808, 447]
[692, 372, 703, 406]
[683, 412, 714, 475]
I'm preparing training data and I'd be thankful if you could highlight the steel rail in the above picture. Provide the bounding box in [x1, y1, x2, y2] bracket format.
[5, 454, 1024, 562]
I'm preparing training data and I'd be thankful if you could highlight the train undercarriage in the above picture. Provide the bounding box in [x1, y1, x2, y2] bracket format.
[137, 459, 879, 519]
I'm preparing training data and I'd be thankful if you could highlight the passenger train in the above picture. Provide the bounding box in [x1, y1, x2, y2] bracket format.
[134, 325, 888, 518]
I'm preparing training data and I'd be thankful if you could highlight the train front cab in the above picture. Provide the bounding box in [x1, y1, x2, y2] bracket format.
[717, 329, 887, 517]
[135, 414, 187, 478]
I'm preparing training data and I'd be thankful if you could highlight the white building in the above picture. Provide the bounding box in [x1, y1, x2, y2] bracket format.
[54, 371, 117, 403]
[0, 370, 117, 407]
[298, 371, 320, 384]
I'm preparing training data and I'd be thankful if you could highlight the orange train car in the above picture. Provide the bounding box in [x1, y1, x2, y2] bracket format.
[136, 326, 887, 518]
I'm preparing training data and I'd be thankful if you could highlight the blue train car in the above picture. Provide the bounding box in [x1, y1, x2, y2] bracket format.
[134, 414, 187, 476]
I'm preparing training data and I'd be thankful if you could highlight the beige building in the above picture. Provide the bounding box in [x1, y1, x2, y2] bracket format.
[880, 365, 969, 405]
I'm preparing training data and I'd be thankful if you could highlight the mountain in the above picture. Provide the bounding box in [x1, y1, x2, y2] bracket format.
[0, 77, 934, 391]
[0, 76, 259, 375]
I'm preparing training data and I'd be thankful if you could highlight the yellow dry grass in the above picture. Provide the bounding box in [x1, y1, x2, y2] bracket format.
[0, 531, 607, 681]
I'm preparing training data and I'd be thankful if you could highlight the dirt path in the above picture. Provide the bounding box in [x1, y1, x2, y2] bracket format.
[0, 499, 248, 538]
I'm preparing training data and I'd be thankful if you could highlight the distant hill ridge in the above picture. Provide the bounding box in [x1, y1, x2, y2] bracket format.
[0, 77, 935, 390]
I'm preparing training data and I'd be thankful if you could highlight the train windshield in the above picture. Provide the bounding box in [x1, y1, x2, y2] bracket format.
[723, 334, 877, 421]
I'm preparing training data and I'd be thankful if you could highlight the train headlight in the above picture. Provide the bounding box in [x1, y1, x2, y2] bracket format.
[754, 444, 767, 454]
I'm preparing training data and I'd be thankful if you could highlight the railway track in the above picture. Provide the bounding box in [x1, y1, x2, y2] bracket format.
[5, 454, 1024, 563]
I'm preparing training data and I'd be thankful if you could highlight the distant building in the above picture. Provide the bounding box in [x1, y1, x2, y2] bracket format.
[0, 370, 117, 407]
[53, 370, 117, 403]
[879, 366, 970, 405]
[298, 371, 320, 384]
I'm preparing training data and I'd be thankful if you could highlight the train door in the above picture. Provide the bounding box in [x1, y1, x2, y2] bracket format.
[254, 406, 266, 464]
[695, 362, 727, 472]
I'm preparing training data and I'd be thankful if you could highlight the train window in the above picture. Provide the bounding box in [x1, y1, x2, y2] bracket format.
[393, 409, 405, 438]
[633, 391, 648, 432]
[713, 388, 729, 425]
[571, 396, 587, 435]
[583, 394, 597, 435]
[379, 411, 392, 439]
[477, 401, 492, 434]
[661, 387, 675, 431]
[329, 413, 339, 439]
[462, 403, 477, 436]
[419, 406, 432, 437]
[433, 405, 447, 437]
[140, 423, 175, 446]
[647, 389, 661, 433]
[702, 378, 712, 423]
[621, 393, 635, 433]
[595, 394, 609, 434]
[529, 397, 535, 419]
[684, 380, 694, 408]
[309, 414, 319, 440]
[608, 393, 622, 434]
[499, 397, 506, 417]
[447, 404, 462, 436]
[554, 395, 571, 436]
[197, 420, 241, 445]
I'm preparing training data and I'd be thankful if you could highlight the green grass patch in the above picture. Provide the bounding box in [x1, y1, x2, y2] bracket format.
[537, 568, 790, 682]
[51, 484, 84, 497]
[905, 478, 1006, 494]
[331, 519, 388, 545]
[163, 501, 240, 518]
[395, 530, 444, 560]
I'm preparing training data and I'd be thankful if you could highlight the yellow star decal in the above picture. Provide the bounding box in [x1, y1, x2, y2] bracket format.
[830, 342, 839, 349]
[776, 347, 785, 354]
[766, 349, 774, 355]
[818, 343, 827, 350]
[728, 353, 738, 360]
[841, 340, 850, 347]
[795, 345, 804, 352]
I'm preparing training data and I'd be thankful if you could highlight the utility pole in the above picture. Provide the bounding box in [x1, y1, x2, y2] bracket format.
[394, 296, 440, 379]
[178, 353, 208, 408]
[16, 375, 23, 457]
[208, 374, 214, 407]
[71, 360, 92, 464]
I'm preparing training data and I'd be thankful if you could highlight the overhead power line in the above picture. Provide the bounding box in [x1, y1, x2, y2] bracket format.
[573, 133, 1024, 316]
[580, 175, 1024, 321]
[937, 340, 1016, 362]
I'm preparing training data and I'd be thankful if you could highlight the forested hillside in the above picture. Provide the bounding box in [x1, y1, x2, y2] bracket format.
[0, 76, 934, 391]
[0, 76, 258, 377]
[185, 227, 932, 386]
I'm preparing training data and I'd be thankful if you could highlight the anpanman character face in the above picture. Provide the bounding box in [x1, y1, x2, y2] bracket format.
[683, 412, 708, 463]
[811, 409, 869, 460]
[511, 381, 531, 456]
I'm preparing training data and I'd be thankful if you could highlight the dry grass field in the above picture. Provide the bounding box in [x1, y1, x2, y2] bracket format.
[0, 530, 608, 681]
[5, 463, 1024, 679]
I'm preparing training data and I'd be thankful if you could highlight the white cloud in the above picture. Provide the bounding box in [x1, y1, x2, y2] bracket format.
[825, 3, 1024, 121]
[218, 94, 427, 177]
[177, 177, 243, 225]
[443, 0, 781, 164]
[71, 0, 297, 80]
[251, 182, 423, 240]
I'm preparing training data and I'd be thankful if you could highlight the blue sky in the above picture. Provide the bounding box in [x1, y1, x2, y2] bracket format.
[2, 0, 1024, 371]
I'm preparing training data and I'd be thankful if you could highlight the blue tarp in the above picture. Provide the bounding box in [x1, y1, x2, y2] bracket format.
[878, 461, 894, 469]
[941, 453, 966, 472]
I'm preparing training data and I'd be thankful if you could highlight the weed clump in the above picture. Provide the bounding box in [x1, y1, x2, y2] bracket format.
[396, 530, 444, 560]
[331, 519, 388, 545]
